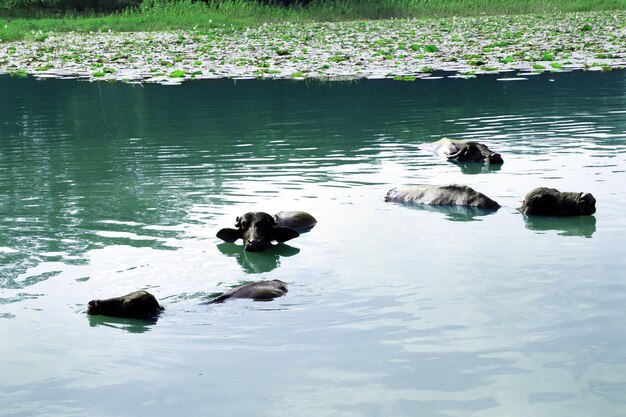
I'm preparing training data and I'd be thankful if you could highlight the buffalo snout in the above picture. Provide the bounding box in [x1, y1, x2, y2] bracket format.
[579, 193, 596, 215]
[488, 153, 503, 164]
[244, 237, 267, 252]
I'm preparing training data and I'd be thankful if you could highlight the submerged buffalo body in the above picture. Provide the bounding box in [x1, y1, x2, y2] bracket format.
[206, 280, 288, 304]
[217, 212, 300, 252]
[274, 211, 317, 232]
[421, 138, 503, 164]
[87, 291, 163, 319]
[385, 184, 501, 210]
[521, 187, 596, 216]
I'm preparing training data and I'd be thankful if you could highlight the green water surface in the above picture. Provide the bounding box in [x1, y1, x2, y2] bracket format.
[1, 72, 626, 417]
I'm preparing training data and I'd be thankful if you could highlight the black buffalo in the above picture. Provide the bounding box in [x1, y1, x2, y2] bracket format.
[87, 291, 163, 320]
[385, 184, 501, 210]
[206, 280, 288, 304]
[420, 138, 503, 164]
[521, 187, 596, 216]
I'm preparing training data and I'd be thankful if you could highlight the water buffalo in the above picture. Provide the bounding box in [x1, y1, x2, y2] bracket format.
[217, 212, 300, 252]
[420, 138, 503, 164]
[206, 280, 288, 304]
[87, 291, 163, 320]
[385, 184, 501, 210]
[521, 187, 596, 216]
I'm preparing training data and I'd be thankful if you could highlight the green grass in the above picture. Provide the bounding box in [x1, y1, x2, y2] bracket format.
[2, 0, 626, 42]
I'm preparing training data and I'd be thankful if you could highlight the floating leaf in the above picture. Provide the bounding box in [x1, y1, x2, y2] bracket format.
[540, 53, 554, 61]
[468, 59, 486, 66]
[410, 44, 421, 51]
[169, 70, 186, 78]
[500, 56, 514, 64]
[329, 54, 349, 63]
[10, 69, 27, 77]
[424, 45, 439, 53]
[581, 24, 593, 32]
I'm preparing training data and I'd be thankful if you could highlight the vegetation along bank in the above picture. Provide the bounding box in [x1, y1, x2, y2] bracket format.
[1, 2, 625, 84]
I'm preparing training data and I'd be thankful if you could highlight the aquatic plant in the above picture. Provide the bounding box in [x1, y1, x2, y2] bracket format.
[1, 8, 626, 84]
[169, 69, 186, 77]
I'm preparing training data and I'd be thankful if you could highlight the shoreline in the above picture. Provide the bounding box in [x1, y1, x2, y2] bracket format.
[1, 11, 625, 84]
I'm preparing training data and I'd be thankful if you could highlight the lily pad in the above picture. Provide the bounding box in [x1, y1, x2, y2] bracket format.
[10, 69, 28, 77]
[169, 70, 186, 78]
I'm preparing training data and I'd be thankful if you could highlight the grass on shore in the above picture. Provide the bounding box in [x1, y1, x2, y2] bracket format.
[2, 0, 626, 42]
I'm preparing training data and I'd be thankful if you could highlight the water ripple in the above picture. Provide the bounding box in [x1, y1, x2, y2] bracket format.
[1, 73, 626, 416]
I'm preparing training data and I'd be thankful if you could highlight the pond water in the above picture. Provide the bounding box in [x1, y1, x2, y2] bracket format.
[1, 71, 626, 417]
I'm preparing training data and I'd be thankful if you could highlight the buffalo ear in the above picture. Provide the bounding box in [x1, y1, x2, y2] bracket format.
[272, 227, 299, 243]
[217, 228, 243, 243]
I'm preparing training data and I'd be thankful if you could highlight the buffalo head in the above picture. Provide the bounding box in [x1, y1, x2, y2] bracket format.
[447, 141, 503, 164]
[217, 212, 300, 252]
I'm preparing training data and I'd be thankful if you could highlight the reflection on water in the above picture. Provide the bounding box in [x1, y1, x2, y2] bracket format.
[524, 215, 597, 237]
[217, 242, 300, 274]
[1, 71, 626, 417]
[87, 314, 158, 333]
[457, 161, 503, 175]
[390, 203, 500, 222]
